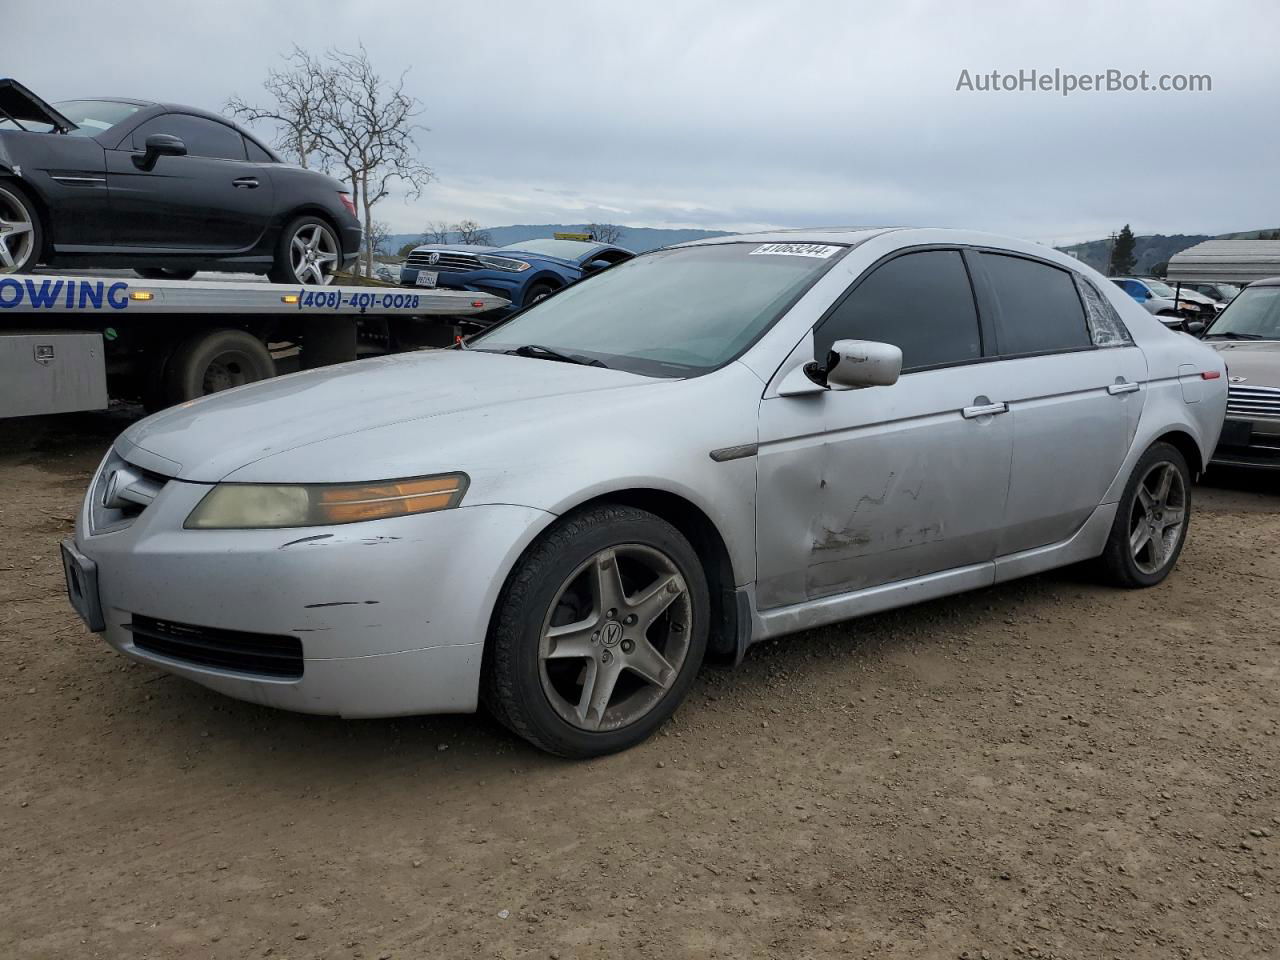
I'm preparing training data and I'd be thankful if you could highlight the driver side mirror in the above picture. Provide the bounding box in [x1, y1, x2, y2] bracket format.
[1181, 319, 1207, 336]
[133, 134, 187, 171]
[807, 339, 903, 391]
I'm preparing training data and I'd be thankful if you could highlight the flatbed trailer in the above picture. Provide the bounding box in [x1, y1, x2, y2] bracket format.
[0, 273, 508, 417]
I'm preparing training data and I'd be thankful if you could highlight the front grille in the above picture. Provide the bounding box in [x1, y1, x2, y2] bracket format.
[1226, 384, 1280, 421]
[405, 251, 482, 272]
[127, 615, 303, 679]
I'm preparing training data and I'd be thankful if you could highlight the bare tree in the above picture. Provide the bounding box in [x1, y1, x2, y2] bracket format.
[585, 223, 624, 244]
[227, 45, 435, 276]
[421, 221, 452, 244]
[226, 47, 328, 168]
[365, 220, 392, 265]
[453, 220, 492, 246]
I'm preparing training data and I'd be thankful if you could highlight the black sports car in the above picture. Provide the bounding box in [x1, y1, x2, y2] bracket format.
[0, 78, 361, 284]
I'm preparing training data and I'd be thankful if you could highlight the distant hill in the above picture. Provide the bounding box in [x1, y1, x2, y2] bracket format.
[382, 224, 733, 255]
[1058, 228, 1280, 275]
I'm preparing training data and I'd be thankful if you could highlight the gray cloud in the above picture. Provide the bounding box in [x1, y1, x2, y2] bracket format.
[7, 0, 1276, 243]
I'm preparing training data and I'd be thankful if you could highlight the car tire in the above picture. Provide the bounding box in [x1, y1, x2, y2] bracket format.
[483, 503, 709, 758]
[136, 268, 198, 281]
[268, 216, 341, 286]
[0, 179, 44, 274]
[163, 328, 276, 406]
[1096, 441, 1191, 588]
[523, 281, 557, 308]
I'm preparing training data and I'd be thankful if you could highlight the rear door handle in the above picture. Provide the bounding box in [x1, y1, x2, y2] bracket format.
[962, 400, 1009, 419]
[1107, 380, 1141, 395]
[232, 177, 260, 189]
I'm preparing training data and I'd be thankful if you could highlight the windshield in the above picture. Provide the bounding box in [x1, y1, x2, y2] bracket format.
[499, 239, 602, 260]
[1205, 286, 1280, 340]
[471, 242, 846, 377]
[53, 100, 141, 137]
[1146, 280, 1176, 297]
[1211, 283, 1241, 300]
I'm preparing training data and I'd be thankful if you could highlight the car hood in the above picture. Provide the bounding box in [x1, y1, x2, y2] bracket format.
[118, 349, 656, 483]
[1208, 340, 1280, 388]
[0, 78, 74, 132]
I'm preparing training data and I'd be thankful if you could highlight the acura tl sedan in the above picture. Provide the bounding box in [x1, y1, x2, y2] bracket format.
[62, 228, 1227, 757]
[0, 78, 360, 283]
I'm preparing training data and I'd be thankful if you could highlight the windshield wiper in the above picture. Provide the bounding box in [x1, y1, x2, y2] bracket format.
[508, 344, 608, 368]
[1205, 331, 1265, 340]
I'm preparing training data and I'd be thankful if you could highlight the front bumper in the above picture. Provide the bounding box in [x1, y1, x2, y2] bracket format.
[1210, 417, 1280, 469]
[71, 471, 552, 717]
[399, 267, 525, 310]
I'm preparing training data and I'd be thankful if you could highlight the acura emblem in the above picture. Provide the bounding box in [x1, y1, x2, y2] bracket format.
[600, 621, 623, 647]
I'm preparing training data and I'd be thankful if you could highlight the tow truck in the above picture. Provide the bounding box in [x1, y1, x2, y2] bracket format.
[0, 272, 507, 417]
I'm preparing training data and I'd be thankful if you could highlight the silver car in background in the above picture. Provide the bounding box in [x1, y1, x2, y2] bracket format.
[62, 228, 1227, 757]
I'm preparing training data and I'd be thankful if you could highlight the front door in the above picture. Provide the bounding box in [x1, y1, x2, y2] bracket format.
[755, 249, 1014, 609]
[105, 113, 274, 251]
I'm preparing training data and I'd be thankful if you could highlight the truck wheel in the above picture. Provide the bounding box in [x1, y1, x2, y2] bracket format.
[163, 329, 275, 405]
[0, 180, 43, 274]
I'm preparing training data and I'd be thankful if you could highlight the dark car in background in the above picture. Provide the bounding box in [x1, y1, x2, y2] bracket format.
[1203, 277, 1280, 469]
[401, 237, 634, 312]
[0, 78, 360, 284]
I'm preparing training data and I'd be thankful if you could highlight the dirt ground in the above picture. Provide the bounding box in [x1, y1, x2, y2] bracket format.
[2, 408, 1277, 960]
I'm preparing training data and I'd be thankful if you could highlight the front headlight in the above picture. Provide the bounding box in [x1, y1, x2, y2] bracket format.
[476, 255, 531, 273]
[184, 473, 468, 529]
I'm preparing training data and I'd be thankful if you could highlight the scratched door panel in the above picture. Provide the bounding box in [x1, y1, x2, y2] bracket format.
[755, 362, 1013, 609]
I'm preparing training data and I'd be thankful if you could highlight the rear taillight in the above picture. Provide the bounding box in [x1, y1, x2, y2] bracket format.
[339, 193, 357, 217]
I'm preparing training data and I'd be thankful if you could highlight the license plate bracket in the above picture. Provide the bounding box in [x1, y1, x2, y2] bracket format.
[415, 270, 438, 288]
[60, 538, 105, 632]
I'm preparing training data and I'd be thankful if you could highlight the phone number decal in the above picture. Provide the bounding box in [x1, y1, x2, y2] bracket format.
[294, 289, 425, 313]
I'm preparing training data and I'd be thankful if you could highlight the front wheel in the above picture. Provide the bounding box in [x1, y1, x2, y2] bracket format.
[523, 281, 557, 308]
[1096, 441, 1191, 588]
[0, 180, 43, 274]
[269, 216, 341, 285]
[483, 504, 709, 758]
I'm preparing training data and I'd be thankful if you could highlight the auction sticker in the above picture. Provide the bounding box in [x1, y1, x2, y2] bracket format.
[749, 243, 842, 258]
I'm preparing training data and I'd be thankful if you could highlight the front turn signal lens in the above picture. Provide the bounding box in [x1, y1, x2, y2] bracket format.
[185, 473, 469, 529]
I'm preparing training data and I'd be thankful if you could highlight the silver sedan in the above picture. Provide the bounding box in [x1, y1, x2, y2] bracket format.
[63, 228, 1228, 757]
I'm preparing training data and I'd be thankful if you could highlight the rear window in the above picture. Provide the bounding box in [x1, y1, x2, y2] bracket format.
[982, 253, 1090, 355]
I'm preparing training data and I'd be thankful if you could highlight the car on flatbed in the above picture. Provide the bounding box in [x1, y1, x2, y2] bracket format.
[62, 227, 1226, 758]
[0, 78, 360, 284]
[401, 237, 634, 312]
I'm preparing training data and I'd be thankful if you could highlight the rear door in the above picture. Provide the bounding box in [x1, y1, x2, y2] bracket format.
[104, 113, 274, 251]
[971, 253, 1147, 557]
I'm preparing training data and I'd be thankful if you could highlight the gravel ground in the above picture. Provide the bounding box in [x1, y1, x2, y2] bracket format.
[2, 408, 1277, 959]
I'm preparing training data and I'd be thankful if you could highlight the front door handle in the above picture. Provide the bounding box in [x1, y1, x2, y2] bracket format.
[232, 177, 260, 189]
[1107, 380, 1141, 395]
[962, 399, 1009, 419]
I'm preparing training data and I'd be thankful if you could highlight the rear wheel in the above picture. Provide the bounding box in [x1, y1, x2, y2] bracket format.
[483, 504, 709, 758]
[163, 329, 276, 405]
[0, 180, 42, 274]
[1097, 442, 1191, 588]
[135, 268, 198, 281]
[269, 216, 340, 285]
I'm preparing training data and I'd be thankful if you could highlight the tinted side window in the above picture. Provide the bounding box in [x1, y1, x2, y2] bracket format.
[131, 114, 247, 161]
[814, 250, 981, 371]
[981, 253, 1090, 355]
[245, 137, 274, 162]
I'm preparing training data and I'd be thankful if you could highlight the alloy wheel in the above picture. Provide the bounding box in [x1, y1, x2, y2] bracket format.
[1128, 460, 1187, 575]
[538, 544, 693, 732]
[0, 186, 36, 273]
[289, 223, 338, 285]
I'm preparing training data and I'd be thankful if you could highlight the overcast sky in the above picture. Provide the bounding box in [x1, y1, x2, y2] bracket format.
[7, 0, 1276, 244]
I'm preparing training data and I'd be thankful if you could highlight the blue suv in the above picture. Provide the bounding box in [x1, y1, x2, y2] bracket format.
[401, 237, 634, 312]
